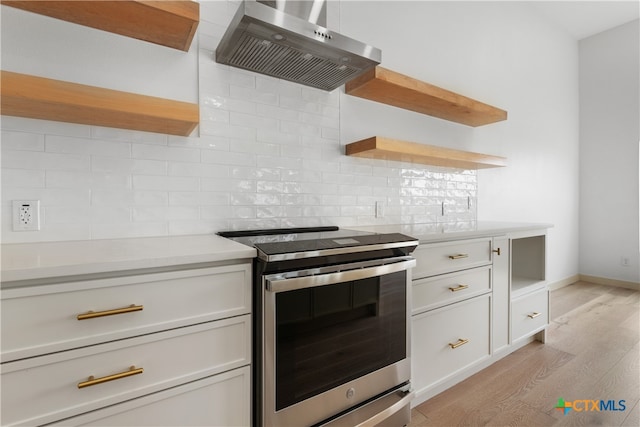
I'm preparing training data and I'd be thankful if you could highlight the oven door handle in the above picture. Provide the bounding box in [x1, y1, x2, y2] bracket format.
[265, 258, 416, 293]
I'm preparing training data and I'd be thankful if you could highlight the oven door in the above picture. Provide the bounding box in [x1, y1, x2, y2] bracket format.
[262, 256, 415, 427]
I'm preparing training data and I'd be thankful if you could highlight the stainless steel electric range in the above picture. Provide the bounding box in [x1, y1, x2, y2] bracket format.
[219, 226, 418, 427]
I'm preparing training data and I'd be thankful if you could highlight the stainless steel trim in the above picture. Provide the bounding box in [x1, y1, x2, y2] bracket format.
[265, 257, 416, 292]
[319, 385, 414, 427]
[258, 239, 418, 262]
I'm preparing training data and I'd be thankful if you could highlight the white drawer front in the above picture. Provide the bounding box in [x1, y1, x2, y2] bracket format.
[50, 367, 251, 427]
[512, 288, 548, 342]
[412, 238, 492, 279]
[0, 315, 250, 427]
[1, 264, 251, 362]
[412, 295, 490, 394]
[412, 266, 491, 314]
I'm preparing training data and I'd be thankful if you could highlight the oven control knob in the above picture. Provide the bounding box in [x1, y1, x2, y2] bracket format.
[346, 388, 356, 399]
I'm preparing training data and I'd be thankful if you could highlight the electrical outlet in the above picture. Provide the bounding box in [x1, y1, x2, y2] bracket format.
[621, 256, 630, 267]
[375, 201, 385, 218]
[12, 200, 40, 231]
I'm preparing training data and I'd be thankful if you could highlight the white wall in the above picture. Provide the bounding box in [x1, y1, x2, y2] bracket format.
[0, 6, 198, 102]
[1, 1, 582, 285]
[339, 1, 580, 284]
[579, 19, 640, 283]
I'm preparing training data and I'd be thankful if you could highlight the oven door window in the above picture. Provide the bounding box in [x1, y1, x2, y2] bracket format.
[274, 270, 406, 411]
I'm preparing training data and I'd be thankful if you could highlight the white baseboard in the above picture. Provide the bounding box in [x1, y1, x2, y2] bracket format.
[579, 274, 640, 291]
[548, 275, 580, 291]
[547, 274, 640, 292]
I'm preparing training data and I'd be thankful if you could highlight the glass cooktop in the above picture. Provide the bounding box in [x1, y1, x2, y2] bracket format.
[218, 226, 417, 257]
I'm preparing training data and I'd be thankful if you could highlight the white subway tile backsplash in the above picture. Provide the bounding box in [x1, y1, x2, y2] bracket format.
[91, 126, 168, 145]
[1, 131, 45, 151]
[256, 129, 300, 145]
[231, 112, 278, 130]
[201, 177, 254, 193]
[230, 85, 278, 105]
[201, 149, 255, 166]
[1, 116, 92, 138]
[92, 189, 133, 207]
[201, 107, 231, 124]
[231, 193, 280, 206]
[1, 1, 477, 242]
[279, 120, 320, 137]
[46, 170, 131, 190]
[132, 144, 200, 163]
[91, 222, 167, 240]
[169, 191, 200, 206]
[46, 135, 131, 158]
[133, 175, 199, 191]
[2, 168, 45, 188]
[199, 121, 256, 140]
[133, 206, 199, 222]
[2, 150, 91, 171]
[46, 206, 130, 224]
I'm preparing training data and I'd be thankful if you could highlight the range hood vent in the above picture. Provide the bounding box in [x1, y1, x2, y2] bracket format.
[215, 1, 381, 91]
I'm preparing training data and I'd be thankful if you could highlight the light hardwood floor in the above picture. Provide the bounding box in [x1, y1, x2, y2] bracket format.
[409, 281, 640, 426]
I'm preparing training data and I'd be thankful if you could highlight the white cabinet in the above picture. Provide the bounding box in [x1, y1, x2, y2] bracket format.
[412, 265, 491, 314]
[49, 367, 251, 427]
[412, 237, 492, 278]
[491, 236, 510, 354]
[509, 231, 548, 344]
[411, 228, 548, 406]
[1, 263, 252, 427]
[511, 288, 549, 342]
[411, 238, 493, 402]
[412, 294, 491, 392]
[1, 264, 251, 363]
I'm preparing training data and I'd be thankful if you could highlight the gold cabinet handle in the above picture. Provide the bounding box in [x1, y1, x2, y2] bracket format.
[78, 366, 143, 389]
[449, 284, 469, 292]
[448, 253, 469, 260]
[492, 248, 501, 256]
[77, 304, 143, 320]
[527, 312, 542, 319]
[448, 338, 469, 349]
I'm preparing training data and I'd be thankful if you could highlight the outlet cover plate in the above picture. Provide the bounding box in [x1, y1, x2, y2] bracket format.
[12, 200, 40, 231]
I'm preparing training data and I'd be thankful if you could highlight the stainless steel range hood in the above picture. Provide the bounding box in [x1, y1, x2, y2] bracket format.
[215, 0, 381, 91]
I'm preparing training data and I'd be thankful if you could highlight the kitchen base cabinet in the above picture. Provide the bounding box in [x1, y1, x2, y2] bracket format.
[511, 288, 549, 343]
[411, 237, 494, 403]
[49, 367, 251, 427]
[412, 294, 491, 393]
[1, 316, 250, 426]
[410, 228, 549, 407]
[1, 262, 252, 427]
[1, 264, 251, 363]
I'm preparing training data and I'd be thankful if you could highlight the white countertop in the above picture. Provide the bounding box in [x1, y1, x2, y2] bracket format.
[1, 222, 551, 284]
[1, 234, 256, 284]
[350, 221, 553, 242]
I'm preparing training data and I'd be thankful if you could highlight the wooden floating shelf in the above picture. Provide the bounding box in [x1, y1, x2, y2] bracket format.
[345, 66, 507, 127]
[346, 136, 507, 169]
[1, 0, 199, 51]
[1, 71, 199, 136]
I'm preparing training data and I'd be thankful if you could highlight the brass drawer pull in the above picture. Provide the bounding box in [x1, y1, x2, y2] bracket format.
[78, 366, 143, 389]
[448, 338, 469, 349]
[77, 304, 143, 320]
[527, 312, 542, 319]
[449, 284, 469, 292]
[448, 253, 469, 260]
[492, 248, 501, 256]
